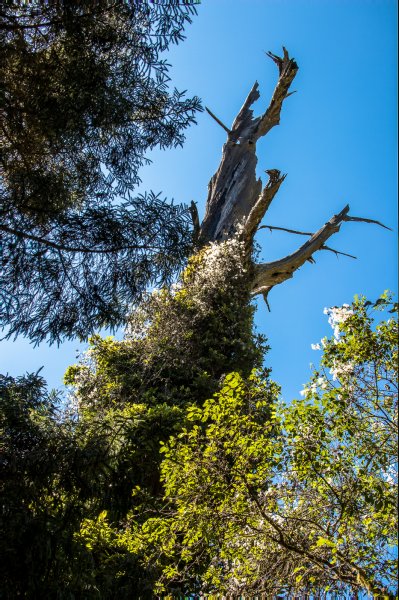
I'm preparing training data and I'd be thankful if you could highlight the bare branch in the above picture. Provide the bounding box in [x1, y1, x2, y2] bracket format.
[343, 215, 392, 231]
[230, 48, 298, 144]
[321, 245, 357, 260]
[252, 205, 350, 294]
[205, 107, 231, 135]
[259, 225, 313, 236]
[251, 205, 390, 297]
[263, 286, 273, 311]
[230, 82, 261, 141]
[265, 46, 291, 74]
[254, 48, 298, 140]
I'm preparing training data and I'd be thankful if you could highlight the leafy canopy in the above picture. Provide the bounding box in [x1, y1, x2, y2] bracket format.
[1, 219, 396, 596]
[1, 236, 267, 597]
[133, 293, 398, 597]
[0, 1, 201, 344]
[1, 1, 200, 218]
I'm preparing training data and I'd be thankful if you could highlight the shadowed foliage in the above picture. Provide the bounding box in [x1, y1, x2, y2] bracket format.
[0, 1, 201, 343]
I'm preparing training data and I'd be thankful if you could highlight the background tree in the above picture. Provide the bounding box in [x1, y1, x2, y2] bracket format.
[0, 372, 81, 597]
[0, 1, 201, 343]
[0, 369, 173, 597]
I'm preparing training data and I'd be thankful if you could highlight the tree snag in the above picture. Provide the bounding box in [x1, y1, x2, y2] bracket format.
[197, 48, 388, 306]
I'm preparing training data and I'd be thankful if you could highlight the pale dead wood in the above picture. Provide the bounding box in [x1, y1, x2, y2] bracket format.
[243, 170, 286, 249]
[343, 215, 392, 230]
[198, 48, 390, 305]
[254, 47, 298, 140]
[200, 48, 298, 244]
[252, 206, 351, 294]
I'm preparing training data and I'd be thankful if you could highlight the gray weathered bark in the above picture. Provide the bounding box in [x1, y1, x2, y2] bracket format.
[196, 48, 388, 305]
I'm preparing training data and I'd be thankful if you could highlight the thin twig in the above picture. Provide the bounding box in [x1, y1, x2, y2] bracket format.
[321, 245, 357, 260]
[0, 224, 163, 254]
[205, 106, 231, 135]
[258, 224, 313, 236]
[344, 215, 392, 231]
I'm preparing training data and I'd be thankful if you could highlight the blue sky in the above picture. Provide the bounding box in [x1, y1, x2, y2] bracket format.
[1, 0, 397, 402]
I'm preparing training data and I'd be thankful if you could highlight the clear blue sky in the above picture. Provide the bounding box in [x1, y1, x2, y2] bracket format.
[1, 0, 397, 402]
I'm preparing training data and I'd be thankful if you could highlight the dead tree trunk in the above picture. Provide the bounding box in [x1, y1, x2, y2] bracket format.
[192, 48, 387, 306]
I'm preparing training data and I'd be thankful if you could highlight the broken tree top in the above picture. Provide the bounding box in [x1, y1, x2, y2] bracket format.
[192, 48, 388, 307]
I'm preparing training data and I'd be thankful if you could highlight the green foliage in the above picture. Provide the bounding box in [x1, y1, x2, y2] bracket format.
[0, 371, 166, 597]
[133, 294, 397, 597]
[1, 193, 195, 344]
[1, 2, 200, 219]
[0, 2, 201, 343]
[0, 372, 81, 596]
[134, 371, 281, 596]
[2, 233, 396, 596]
[62, 240, 267, 596]
[281, 293, 398, 595]
[1, 237, 268, 596]
[66, 238, 267, 414]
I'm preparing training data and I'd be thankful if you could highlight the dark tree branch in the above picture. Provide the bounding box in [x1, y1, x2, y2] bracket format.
[259, 225, 313, 236]
[321, 245, 357, 260]
[205, 107, 231, 135]
[343, 215, 392, 231]
[189, 200, 200, 245]
[0, 224, 165, 254]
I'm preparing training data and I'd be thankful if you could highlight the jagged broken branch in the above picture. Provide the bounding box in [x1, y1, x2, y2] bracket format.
[198, 47, 389, 307]
[243, 170, 286, 247]
[200, 48, 298, 244]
